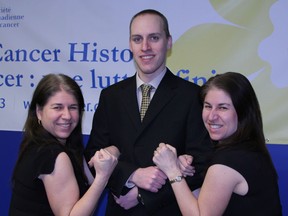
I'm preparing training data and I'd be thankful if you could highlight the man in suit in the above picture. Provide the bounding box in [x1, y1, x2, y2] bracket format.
[85, 9, 212, 216]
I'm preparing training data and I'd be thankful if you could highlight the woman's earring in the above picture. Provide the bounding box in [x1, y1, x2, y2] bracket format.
[38, 119, 41, 125]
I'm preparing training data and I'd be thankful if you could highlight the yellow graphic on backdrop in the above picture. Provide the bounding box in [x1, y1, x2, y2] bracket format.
[167, 0, 288, 144]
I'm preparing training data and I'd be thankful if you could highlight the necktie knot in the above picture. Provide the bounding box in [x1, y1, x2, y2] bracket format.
[140, 84, 152, 121]
[141, 84, 152, 97]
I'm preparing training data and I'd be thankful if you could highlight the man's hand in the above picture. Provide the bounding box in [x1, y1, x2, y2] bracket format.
[178, 154, 195, 177]
[130, 166, 167, 192]
[113, 186, 138, 210]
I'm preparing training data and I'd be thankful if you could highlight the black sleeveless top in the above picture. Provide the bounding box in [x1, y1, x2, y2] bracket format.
[210, 145, 282, 216]
[9, 144, 89, 216]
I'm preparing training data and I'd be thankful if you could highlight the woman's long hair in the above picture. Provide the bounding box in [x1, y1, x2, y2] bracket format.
[12, 73, 85, 180]
[200, 72, 276, 166]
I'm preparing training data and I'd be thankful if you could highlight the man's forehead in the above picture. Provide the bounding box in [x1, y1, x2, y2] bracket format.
[131, 16, 163, 34]
[131, 14, 162, 28]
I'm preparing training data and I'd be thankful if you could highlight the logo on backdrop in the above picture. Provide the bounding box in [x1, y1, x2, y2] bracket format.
[0, 6, 24, 28]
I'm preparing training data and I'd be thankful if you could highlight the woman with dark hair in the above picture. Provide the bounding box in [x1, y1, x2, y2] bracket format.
[9, 74, 119, 216]
[153, 72, 282, 215]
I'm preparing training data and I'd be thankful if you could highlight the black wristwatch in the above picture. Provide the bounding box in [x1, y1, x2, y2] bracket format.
[169, 175, 184, 184]
[137, 192, 145, 205]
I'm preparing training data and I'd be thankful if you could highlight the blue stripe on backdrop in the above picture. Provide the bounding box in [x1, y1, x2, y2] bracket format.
[1, 130, 287, 215]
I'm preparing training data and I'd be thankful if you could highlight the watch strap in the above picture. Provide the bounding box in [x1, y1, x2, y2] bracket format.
[137, 192, 144, 205]
[169, 175, 184, 184]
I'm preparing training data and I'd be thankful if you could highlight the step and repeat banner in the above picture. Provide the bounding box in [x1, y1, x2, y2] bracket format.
[1, 0, 288, 144]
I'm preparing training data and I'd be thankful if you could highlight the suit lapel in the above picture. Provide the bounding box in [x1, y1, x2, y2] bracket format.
[139, 70, 178, 130]
[120, 75, 142, 129]
[120, 70, 179, 139]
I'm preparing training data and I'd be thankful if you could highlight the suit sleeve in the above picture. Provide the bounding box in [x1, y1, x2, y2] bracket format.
[84, 91, 109, 161]
[84, 90, 138, 196]
[184, 90, 212, 190]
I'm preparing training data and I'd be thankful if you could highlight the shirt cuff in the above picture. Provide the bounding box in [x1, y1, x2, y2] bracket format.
[125, 175, 136, 188]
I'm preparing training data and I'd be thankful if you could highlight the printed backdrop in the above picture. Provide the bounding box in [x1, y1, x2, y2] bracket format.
[1, 0, 288, 144]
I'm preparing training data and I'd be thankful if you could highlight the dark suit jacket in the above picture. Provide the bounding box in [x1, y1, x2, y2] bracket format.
[85, 69, 212, 216]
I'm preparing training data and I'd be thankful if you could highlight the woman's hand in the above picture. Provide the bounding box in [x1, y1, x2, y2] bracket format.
[104, 145, 120, 158]
[88, 149, 118, 179]
[152, 143, 182, 179]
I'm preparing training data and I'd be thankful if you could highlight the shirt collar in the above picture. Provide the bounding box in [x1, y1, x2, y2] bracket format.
[136, 68, 167, 90]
